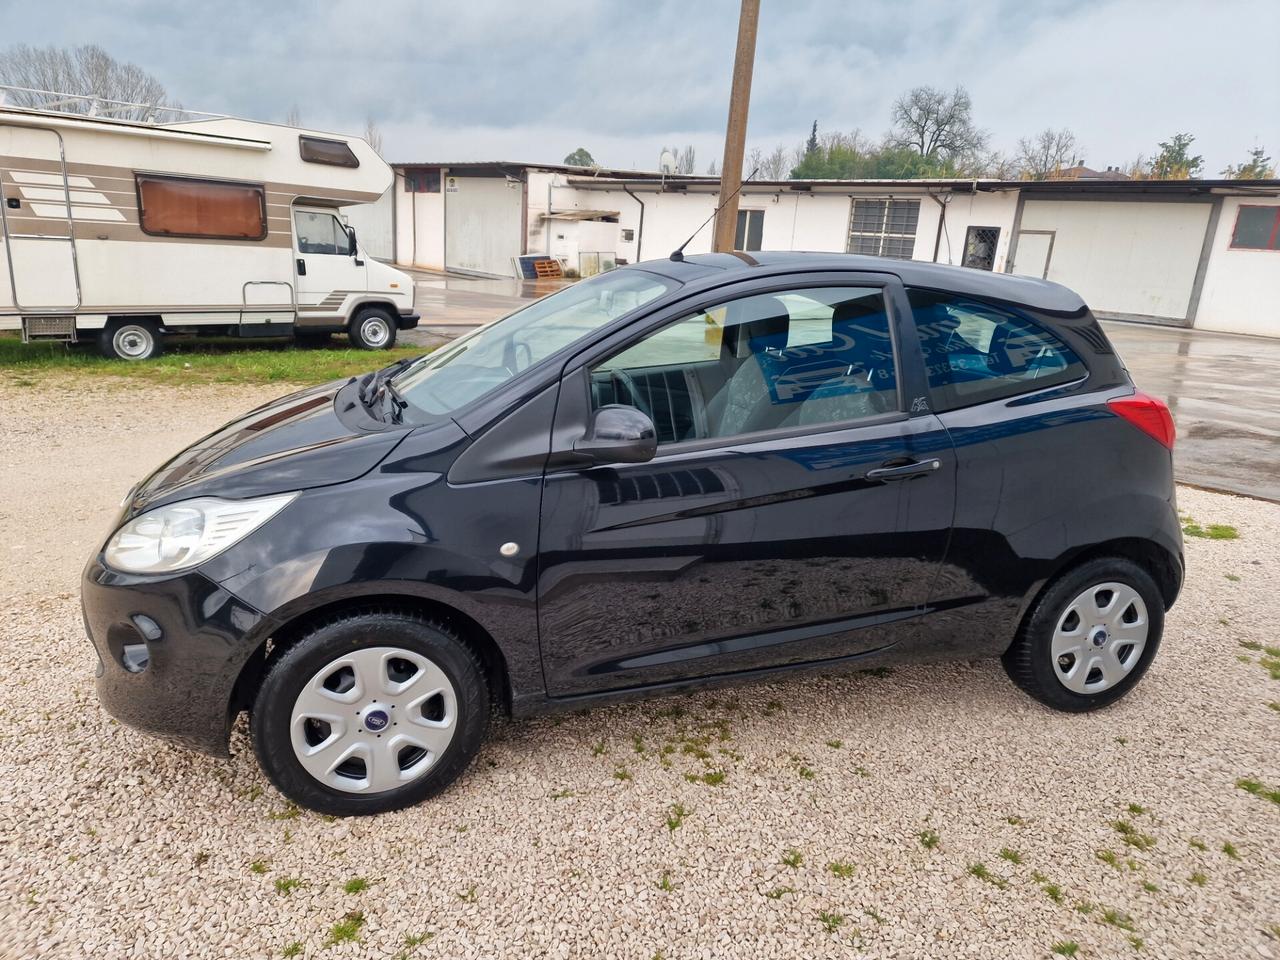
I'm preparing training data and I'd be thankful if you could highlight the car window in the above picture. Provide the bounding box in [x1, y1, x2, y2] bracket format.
[908, 288, 1086, 410]
[590, 286, 897, 445]
[392, 269, 673, 420]
[295, 211, 351, 256]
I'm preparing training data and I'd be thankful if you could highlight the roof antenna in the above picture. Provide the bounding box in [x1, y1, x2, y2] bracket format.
[670, 167, 759, 262]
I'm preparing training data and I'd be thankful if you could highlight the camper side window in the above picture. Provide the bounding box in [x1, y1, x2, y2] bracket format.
[136, 176, 267, 241]
[295, 212, 352, 256]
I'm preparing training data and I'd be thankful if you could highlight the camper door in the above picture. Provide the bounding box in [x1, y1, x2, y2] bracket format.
[0, 125, 80, 310]
[293, 207, 366, 321]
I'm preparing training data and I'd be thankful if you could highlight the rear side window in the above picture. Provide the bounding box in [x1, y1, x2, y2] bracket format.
[909, 288, 1086, 410]
[136, 175, 267, 241]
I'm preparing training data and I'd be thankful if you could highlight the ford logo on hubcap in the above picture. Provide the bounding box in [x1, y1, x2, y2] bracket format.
[364, 709, 389, 732]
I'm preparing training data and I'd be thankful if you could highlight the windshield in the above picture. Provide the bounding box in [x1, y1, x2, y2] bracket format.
[392, 269, 674, 420]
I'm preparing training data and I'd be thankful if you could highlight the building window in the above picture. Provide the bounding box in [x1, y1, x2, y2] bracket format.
[847, 199, 919, 259]
[1230, 205, 1280, 251]
[299, 136, 359, 168]
[404, 168, 441, 193]
[962, 226, 1001, 270]
[735, 209, 764, 251]
[136, 175, 267, 241]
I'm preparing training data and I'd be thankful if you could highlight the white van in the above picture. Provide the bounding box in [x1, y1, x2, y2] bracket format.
[0, 93, 417, 359]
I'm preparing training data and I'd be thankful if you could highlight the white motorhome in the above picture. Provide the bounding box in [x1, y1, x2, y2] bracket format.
[0, 91, 417, 359]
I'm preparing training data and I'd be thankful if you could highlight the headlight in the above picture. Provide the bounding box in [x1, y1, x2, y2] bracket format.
[103, 493, 297, 574]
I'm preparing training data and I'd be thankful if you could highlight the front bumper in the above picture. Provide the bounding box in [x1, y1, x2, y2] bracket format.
[82, 558, 266, 756]
[396, 310, 420, 330]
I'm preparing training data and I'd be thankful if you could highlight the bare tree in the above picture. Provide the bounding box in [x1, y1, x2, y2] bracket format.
[285, 104, 303, 128]
[706, 159, 718, 176]
[889, 85, 987, 162]
[744, 143, 791, 180]
[1016, 128, 1079, 179]
[747, 147, 764, 177]
[676, 145, 696, 175]
[363, 116, 383, 155]
[0, 43, 175, 120]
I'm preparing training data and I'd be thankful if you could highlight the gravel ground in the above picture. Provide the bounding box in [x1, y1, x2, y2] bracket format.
[1, 377, 1278, 960]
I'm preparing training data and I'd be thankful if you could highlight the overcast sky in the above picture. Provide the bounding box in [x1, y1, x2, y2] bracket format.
[4, 0, 1278, 175]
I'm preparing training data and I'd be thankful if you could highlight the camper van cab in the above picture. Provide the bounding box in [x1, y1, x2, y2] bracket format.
[0, 102, 418, 359]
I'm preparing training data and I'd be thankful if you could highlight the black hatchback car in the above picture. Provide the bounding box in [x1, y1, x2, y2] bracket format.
[83, 253, 1183, 815]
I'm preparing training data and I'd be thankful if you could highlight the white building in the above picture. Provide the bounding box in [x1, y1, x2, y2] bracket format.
[391, 161, 1280, 338]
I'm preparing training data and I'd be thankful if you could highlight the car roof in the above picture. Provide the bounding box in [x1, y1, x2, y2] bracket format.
[630, 251, 1086, 314]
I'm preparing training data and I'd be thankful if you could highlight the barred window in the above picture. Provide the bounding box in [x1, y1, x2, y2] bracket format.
[404, 168, 441, 193]
[847, 199, 919, 259]
[962, 226, 1001, 270]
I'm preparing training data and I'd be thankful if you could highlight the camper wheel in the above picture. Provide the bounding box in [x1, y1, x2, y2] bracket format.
[100, 319, 163, 361]
[349, 307, 397, 350]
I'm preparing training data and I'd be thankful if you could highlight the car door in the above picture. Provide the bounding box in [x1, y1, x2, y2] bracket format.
[536, 274, 956, 697]
[293, 207, 365, 312]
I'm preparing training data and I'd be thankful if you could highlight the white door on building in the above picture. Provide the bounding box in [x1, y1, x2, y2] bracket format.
[444, 175, 523, 277]
[1011, 231, 1055, 279]
[0, 124, 79, 310]
[294, 207, 367, 310]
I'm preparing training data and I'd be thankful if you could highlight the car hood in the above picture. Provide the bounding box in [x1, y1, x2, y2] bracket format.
[125, 379, 409, 515]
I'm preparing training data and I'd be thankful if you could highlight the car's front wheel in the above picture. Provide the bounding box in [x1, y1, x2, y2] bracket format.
[348, 307, 397, 350]
[250, 610, 488, 815]
[1002, 557, 1164, 712]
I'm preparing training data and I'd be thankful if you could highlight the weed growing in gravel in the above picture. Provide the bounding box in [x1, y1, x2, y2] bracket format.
[268, 803, 301, 821]
[798, 765, 816, 780]
[825, 739, 843, 749]
[1236, 777, 1280, 806]
[1006, 815, 1026, 826]
[1268, 702, 1280, 713]
[281, 943, 302, 958]
[1222, 841, 1241, 860]
[1129, 935, 1144, 951]
[1075, 902, 1095, 915]
[614, 767, 632, 782]
[193, 851, 209, 866]
[828, 860, 855, 878]
[591, 741, 607, 756]
[1181, 519, 1239, 539]
[782, 848, 804, 868]
[1127, 803, 1148, 815]
[1097, 850, 1121, 868]
[999, 848, 1023, 865]
[1101, 908, 1137, 932]
[1189, 871, 1208, 887]
[457, 884, 478, 902]
[656, 871, 675, 892]
[1141, 881, 1160, 893]
[275, 877, 302, 896]
[1189, 838, 1207, 851]
[818, 911, 846, 933]
[1042, 883, 1065, 904]
[1113, 820, 1157, 851]
[1115, 736, 1128, 746]
[966, 863, 1007, 889]
[326, 912, 365, 946]
[700, 770, 726, 786]
[918, 829, 940, 850]
[763, 700, 784, 716]
[250, 860, 267, 875]
[665, 804, 688, 831]
[549, 788, 574, 799]
[1238, 655, 1254, 664]
[1225, 573, 1241, 582]
[394, 932, 434, 960]
[764, 886, 795, 900]
[343, 877, 369, 894]
[1239, 641, 1263, 651]
[1050, 943, 1079, 958]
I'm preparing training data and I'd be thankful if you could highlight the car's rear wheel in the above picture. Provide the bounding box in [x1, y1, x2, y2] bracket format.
[99, 319, 163, 360]
[1002, 557, 1164, 712]
[250, 610, 488, 815]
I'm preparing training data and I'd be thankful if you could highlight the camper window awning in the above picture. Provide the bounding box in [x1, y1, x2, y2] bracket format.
[539, 209, 620, 221]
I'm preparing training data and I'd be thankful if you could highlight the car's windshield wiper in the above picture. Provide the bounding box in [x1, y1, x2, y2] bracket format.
[359, 358, 412, 422]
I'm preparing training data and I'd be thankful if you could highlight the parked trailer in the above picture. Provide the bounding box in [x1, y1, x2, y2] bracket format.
[0, 95, 417, 358]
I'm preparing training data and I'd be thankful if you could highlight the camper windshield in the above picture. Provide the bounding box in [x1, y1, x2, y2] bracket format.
[391, 270, 674, 420]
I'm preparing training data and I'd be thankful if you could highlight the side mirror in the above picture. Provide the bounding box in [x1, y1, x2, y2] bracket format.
[347, 225, 358, 255]
[573, 404, 657, 465]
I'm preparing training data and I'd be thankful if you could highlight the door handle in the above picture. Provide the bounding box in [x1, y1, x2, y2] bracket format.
[296, 258, 307, 276]
[865, 458, 941, 482]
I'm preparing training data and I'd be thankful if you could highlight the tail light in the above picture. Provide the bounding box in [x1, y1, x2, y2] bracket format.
[1108, 392, 1175, 449]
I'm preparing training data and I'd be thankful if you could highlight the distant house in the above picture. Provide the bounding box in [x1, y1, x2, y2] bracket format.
[389, 161, 1280, 338]
[1049, 164, 1131, 181]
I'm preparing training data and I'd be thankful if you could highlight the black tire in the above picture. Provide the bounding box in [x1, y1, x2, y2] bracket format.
[98, 319, 163, 360]
[250, 609, 488, 816]
[1002, 557, 1164, 712]
[348, 307, 397, 350]
[293, 330, 334, 349]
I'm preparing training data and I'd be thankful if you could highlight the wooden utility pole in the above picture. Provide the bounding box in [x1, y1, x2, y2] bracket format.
[712, 0, 761, 253]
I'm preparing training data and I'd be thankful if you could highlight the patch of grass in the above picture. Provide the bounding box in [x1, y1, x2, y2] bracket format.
[281, 943, 302, 958]
[1141, 880, 1160, 893]
[818, 911, 846, 934]
[764, 885, 795, 900]
[343, 877, 370, 894]
[825, 739, 843, 749]
[1222, 841, 1240, 860]
[828, 860, 856, 878]
[1181, 518, 1239, 540]
[1097, 849, 1121, 868]
[274, 877, 302, 896]
[1236, 777, 1280, 806]
[1043, 883, 1065, 904]
[1127, 803, 1148, 816]
[917, 829, 940, 850]
[700, 770, 726, 787]
[966, 862, 1007, 889]
[0, 333, 430, 387]
[797, 765, 816, 780]
[781, 848, 804, 869]
[998, 847, 1022, 865]
[325, 911, 365, 946]
[1051, 943, 1079, 958]
[1113, 820, 1156, 852]
[665, 804, 688, 832]
[250, 860, 268, 875]
[1102, 908, 1137, 932]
